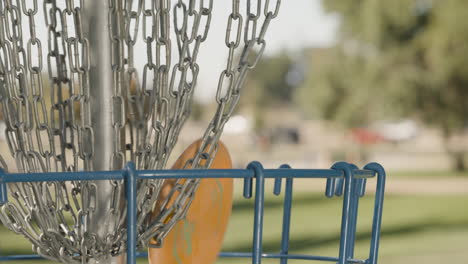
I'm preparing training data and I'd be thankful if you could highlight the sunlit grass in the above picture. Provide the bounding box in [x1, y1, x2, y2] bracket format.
[1, 191, 467, 264]
[218, 192, 468, 264]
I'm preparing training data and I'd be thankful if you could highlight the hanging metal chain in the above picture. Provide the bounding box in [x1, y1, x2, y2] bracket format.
[0, 0, 98, 262]
[140, 0, 282, 245]
[0, 0, 82, 263]
[0, 0, 281, 261]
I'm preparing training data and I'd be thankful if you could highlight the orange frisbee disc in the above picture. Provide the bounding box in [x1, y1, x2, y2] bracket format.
[148, 140, 234, 264]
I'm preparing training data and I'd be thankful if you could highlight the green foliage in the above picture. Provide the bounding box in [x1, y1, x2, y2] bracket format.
[240, 52, 298, 131]
[298, 0, 468, 134]
[296, 48, 386, 126]
[189, 101, 204, 121]
[243, 52, 296, 108]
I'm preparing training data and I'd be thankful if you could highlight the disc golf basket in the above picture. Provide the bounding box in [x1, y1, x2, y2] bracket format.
[0, 1, 386, 264]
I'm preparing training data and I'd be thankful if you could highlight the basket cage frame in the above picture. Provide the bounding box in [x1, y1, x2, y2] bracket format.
[0, 161, 386, 264]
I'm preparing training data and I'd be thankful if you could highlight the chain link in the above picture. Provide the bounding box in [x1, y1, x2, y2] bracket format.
[142, 0, 282, 246]
[0, 0, 281, 261]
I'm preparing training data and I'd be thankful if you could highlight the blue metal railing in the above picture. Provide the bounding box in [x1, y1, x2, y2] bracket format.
[0, 161, 386, 264]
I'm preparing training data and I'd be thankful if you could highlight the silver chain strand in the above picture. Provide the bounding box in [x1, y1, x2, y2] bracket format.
[0, 0, 281, 262]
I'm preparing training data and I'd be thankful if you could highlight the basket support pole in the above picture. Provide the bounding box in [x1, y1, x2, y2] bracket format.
[83, 0, 122, 263]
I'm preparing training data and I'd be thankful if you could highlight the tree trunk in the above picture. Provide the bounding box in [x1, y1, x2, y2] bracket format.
[451, 151, 466, 172]
[442, 126, 467, 172]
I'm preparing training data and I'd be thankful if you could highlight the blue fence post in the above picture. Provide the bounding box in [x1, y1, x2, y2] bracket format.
[248, 162, 266, 264]
[332, 162, 354, 264]
[346, 164, 360, 259]
[278, 165, 293, 264]
[0, 169, 7, 205]
[125, 162, 138, 264]
[364, 163, 386, 264]
[0, 169, 5, 258]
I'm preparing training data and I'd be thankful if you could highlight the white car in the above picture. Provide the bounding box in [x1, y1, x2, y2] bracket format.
[372, 119, 419, 142]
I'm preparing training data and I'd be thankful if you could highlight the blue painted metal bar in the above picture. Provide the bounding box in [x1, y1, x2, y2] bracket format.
[262, 169, 375, 180]
[218, 252, 366, 263]
[0, 252, 151, 262]
[249, 162, 266, 264]
[0, 169, 7, 204]
[2, 170, 124, 182]
[347, 164, 360, 259]
[358, 178, 367, 197]
[364, 163, 386, 264]
[0, 252, 363, 264]
[0, 162, 385, 264]
[0, 252, 368, 263]
[332, 162, 354, 264]
[335, 178, 344, 196]
[244, 172, 253, 198]
[0, 169, 375, 183]
[221, 252, 342, 261]
[125, 163, 138, 264]
[325, 177, 335, 198]
[279, 164, 293, 264]
[273, 175, 282, 196]
[0, 255, 44, 261]
[0, 253, 367, 263]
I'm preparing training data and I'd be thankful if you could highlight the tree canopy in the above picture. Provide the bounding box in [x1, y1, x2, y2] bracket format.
[297, 0, 468, 135]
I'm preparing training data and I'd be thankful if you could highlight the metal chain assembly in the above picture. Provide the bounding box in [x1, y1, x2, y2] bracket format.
[0, 0, 281, 262]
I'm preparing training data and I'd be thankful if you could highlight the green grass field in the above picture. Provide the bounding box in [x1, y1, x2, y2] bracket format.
[1, 184, 467, 264]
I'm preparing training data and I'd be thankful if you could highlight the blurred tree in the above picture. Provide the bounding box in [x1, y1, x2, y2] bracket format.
[247, 53, 297, 106]
[242, 52, 303, 132]
[189, 101, 204, 122]
[297, 0, 468, 171]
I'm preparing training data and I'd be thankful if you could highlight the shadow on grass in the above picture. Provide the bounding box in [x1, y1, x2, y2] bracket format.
[222, 220, 468, 253]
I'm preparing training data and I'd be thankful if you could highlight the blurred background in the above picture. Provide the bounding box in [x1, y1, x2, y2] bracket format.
[1, 0, 468, 263]
[197, 0, 468, 263]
